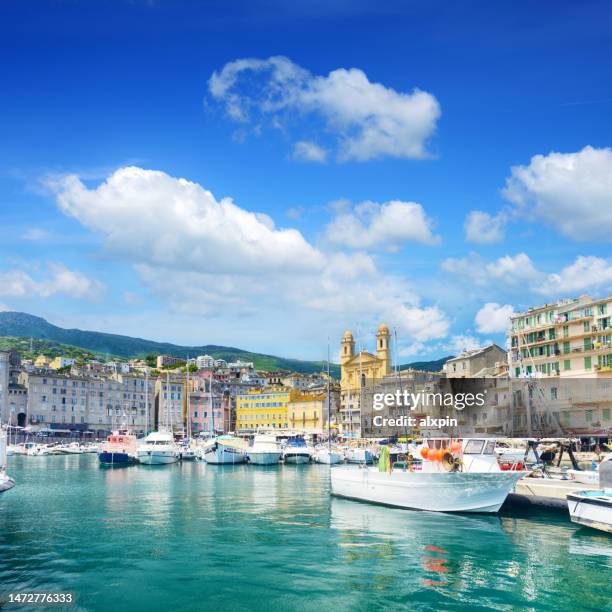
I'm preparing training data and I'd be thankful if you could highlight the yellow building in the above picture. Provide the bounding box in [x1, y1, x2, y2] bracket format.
[235, 385, 294, 433]
[34, 355, 51, 367]
[339, 324, 391, 435]
[287, 393, 326, 433]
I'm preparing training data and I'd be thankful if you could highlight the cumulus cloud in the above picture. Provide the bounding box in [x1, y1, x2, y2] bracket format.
[47, 167, 324, 275]
[442, 252, 539, 287]
[464, 210, 506, 244]
[292, 140, 328, 163]
[538, 256, 612, 295]
[48, 166, 450, 346]
[503, 146, 612, 241]
[475, 302, 514, 333]
[447, 334, 483, 354]
[325, 200, 440, 250]
[21, 228, 50, 241]
[0, 263, 105, 300]
[208, 55, 441, 161]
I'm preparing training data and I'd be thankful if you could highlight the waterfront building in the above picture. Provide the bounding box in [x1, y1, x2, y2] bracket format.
[443, 344, 507, 378]
[235, 386, 294, 433]
[0, 351, 9, 423]
[34, 355, 51, 368]
[49, 357, 76, 370]
[509, 294, 612, 378]
[339, 324, 391, 436]
[154, 375, 185, 432]
[187, 375, 230, 435]
[287, 393, 326, 433]
[19, 369, 148, 435]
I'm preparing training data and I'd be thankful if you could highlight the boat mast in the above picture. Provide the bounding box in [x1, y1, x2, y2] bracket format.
[327, 337, 331, 453]
[144, 368, 149, 435]
[209, 375, 215, 437]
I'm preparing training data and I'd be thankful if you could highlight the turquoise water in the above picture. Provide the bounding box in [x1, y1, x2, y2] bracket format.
[1, 456, 611, 611]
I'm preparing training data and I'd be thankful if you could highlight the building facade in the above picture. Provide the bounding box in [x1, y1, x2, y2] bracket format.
[339, 324, 391, 436]
[235, 386, 293, 433]
[0, 351, 9, 423]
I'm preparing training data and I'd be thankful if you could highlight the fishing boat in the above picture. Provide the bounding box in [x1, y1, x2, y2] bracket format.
[247, 434, 282, 465]
[566, 455, 612, 485]
[177, 442, 197, 461]
[0, 428, 15, 494]
[137, 431, 179, 465]
[99, 431, 138, 466]
[204, 435, 247, 464]
[283, 436, 312, 464]
[567, 459, 612, 533]
[331, 438, 524, 513]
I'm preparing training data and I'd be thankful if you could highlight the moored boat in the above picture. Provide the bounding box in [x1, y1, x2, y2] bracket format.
[283, 436, 311, 464]
[204, 435, 247, 465]
[567, 459, 612, 533]
[248, 434, 282, 465]
[99, 431, 138, 466]
[331, 438, 524, 513]
[1, 428, 15, 494]
[345, 447, 373, 464]
[137, 431, 179, 465]
[314, 446, 344, 465]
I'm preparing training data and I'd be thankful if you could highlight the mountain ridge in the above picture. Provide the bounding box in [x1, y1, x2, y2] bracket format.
[0, 312, 449, 375]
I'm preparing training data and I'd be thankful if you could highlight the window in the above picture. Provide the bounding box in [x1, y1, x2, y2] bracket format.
[464, 439, 485, 454]
[586, 410, 593, 424]
[584, 356, 592, 370]
[550, 387, 558, 400]
[564, 360, 571, 371]
[563, 341, 570, 354]
[603, 408, 610, 421]
[563, 325, 569, 338]
[584, 321, 590, 332]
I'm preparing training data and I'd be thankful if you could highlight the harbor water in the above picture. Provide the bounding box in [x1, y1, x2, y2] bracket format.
[1, 455, 611, 611]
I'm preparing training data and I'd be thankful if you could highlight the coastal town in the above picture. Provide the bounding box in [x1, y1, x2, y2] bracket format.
[1, 293, 611, 443]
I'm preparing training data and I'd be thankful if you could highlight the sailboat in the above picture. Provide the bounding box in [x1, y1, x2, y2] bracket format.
[203, 376, 247, 464]
[137, 373, 179, 465]
[1, 426, 15, 494]
[178, 367, 197, 461]
[315, 341, 343, 465]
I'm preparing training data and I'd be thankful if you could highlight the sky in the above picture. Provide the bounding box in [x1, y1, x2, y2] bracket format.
[1, 0, 612, 362]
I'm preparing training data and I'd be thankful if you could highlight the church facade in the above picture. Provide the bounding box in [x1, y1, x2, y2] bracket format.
[339, 324, 392, 436]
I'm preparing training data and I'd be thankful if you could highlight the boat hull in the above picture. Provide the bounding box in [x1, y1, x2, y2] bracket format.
[330, 467, 523, 513]
[283, 452, 311, 464]
[98, 451, 137, 466]
[205, 444, 247, 465]
[248, 451, 281, 465]
[315, 450, 344, 465]
[567, 492, 612, 533]
[0, 473, 15, 493]
[137, 450, 178, 465]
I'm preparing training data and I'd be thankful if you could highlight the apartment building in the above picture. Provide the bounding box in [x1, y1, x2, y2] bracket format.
[156, 355, 184, 369]
[0, 351, 9, 423]
[509, 295, 612, 378]
[235, 385, 293, 433]
[19, 369, 149, 434]
[287, 393, 327, 433]
[443, 344, 507, 378]
[154, 375, 185, 432]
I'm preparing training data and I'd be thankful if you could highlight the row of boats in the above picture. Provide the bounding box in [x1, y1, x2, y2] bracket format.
[99, 431, 374, 466]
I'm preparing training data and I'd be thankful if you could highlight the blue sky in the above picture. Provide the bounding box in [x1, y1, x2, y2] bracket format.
[1, 0, 612, 361]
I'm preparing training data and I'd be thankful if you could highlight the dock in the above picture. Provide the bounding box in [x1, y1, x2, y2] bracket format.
[504, 477, 599, 510]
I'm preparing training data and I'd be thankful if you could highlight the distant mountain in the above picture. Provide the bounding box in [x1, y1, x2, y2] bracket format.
[400, 356, 452, 373]
[0, 312, 449, 377]
[0, 311, 337, 376]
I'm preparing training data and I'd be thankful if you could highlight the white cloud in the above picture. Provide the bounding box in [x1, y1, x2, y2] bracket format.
[0, 263, 105, 301]
[0, 303, 11, 312]
[48, 166, 450, 347]
[442, 252, 539, 287]
[447, 334, 482, 354]
[464, 210, 506, 244]
[123, 291, 143, 305]
[475, 302, 514, 333]
[325, 200, 440, 250]
[47, 167, 324, 275]
[538, 256, 612, 296]
[292, 141, 328, 163]
[503, 146, 612, 241]
[208, 55, 441, 161]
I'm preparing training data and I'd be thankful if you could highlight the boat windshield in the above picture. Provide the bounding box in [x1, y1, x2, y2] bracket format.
[463, 440, 485, 454]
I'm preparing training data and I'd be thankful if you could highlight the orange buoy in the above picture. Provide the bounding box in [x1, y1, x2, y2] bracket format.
[437, 449, 446, 462]
[420, 447, 429, 459]
[450, 442, 462, 453]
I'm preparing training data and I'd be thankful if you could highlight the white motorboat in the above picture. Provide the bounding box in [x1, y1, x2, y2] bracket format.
[1, 429, 15, 494]
[24, 442, 50, 456]
[204, 435, 247, 465]
[178, 444, 197, 461]
[314, 446, 344, 465]
[345, 447, 374, 464]
[331, 438, 524, 514]
[137, 431, 179, 465]
[567, 459, 612, 533]
[567, 455, 611, 485]
[282, 436, 311, 464]
[247, 434, 282, 465]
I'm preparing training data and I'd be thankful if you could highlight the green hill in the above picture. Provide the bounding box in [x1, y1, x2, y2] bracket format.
[0, 312, 449, 377]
